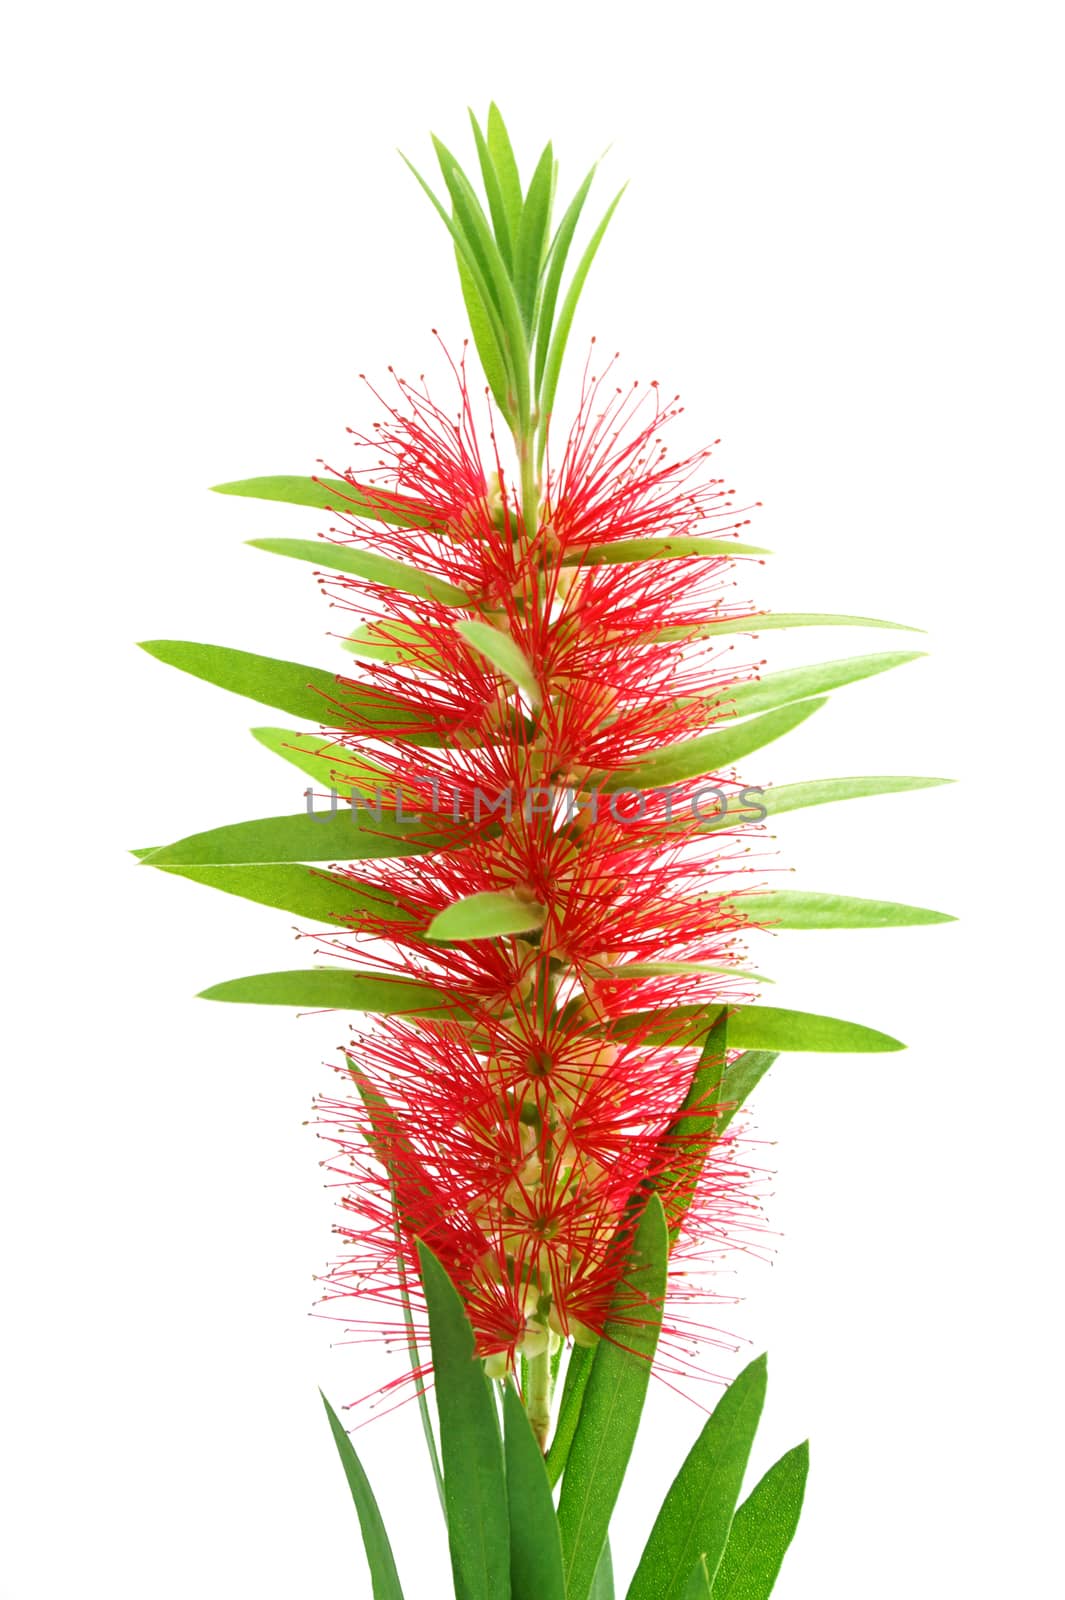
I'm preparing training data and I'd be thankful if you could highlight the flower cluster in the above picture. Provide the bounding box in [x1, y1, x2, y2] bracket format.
[307, 345, 770, 1391]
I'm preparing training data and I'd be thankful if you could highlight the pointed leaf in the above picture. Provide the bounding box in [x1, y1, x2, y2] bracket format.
[344, 619, 448, 668]
[198, 969, 457, 1014]
[250, 726, 391, 794]
[733, 889, 955, 929]
[468, 108, 515, 267]
[321, 1392, 405, 1600]
[606, 699, 826, 791]
[211, 474, 431, 524]
[611, 1004, 903, 1053]
[456, 619, 541, 704]
[590, 1540, 616, 1600]
[538, 186, 626, 444]
[563, 536, 770, 566]
[152, 862, 419, 927]
[247, 537, 470, 605]
[681, 1558, 713, 1599]
[486, 103, 523, 239]
[503, 1382, 566, 1600]
[428, 891, 546, 941]
[139, 809, 460, 866]
[762, 774, 952, 816]
[514, 141, 555, 330]
[546, 1340, 595, 1488]
[627, 1355, 768, 1600]
[457, 247, 515, 419]
[534, 164, 598, 395]
[138, 639, 449, 740]
[710, 1441, 809, 1600]
[713, 651, 924, 719]
[558, 1196, 668, 1600]
[657, 611, 921, 643]
[417, 1243, 511, 1600]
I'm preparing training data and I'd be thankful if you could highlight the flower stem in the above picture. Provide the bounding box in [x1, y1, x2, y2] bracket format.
[526, 1347, 552, 1453]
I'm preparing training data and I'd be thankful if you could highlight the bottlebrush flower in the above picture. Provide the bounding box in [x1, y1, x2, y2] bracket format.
[298, 346, 773, 1399]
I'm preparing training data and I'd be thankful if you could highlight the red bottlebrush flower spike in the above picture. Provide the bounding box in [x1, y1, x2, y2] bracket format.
[141, 119, 940, 1593]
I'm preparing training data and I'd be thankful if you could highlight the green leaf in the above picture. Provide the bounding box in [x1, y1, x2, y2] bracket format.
[247, 537, 471, 605]
[713, 651, 924, 719]
[605, 699, 826, 791]
[611, 1003, 904, 1053]
[456, 619, 541, 704]
[681, 1558, 713, 1599]
[320, 1392, 405, 1600]
[616, 961, 769, 984]
[211, 475, 431, 525]
[486, 103, 523, 241]
[390, 1196, 446, 1518]
[710, 1441, 809, 1600]
[197, 970, 455, 1013]
[503, 1382, 566, 1600]
[468, 108, 516, 268]
[656, 611, 921, 643]
[546, 1341, 595, 1488]
[138, 809, 459, 866]
[344, 619, 447, 668]
[562, 536, 770, 566]
[514, 141, 555, 331]
[534, 164, 598, 396]
[651, 1015, 730, 1239]
[457, 248, 515, 419]
[627, 1355, 768, 1600]
[428, 891, 546, 941]
[138, 640, 445, 740]
[417, 1243, 511, 1600]
[151, 862, 419, 927]
[590, 1540, 616, 1600]
[250, 726, 391, 795]
[538, 185, 626, 446]
[732, 889, 955, 929]
[558, 1196, 668, 1600]
[762, 774, 952, 816]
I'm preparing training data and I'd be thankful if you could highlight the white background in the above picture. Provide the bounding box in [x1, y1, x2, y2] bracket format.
[2, 3, 1062, 1596]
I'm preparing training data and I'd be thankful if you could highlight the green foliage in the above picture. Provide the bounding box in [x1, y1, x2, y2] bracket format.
[732, 889, 955, 928]
[503, 1383, 567, 1600]
[545, 1341, 595, 1488]
[607, 699, 827, 791]
[418, 1244, 511, 1600]
[248, 536, 470, 603]
[456, 618, 541, 704]
[626, 1356, 767, 1600]
[428, 890, 546, 941]
[139, 808, 458, 865]
[211, 474, 430, 523]
[714, 651, 924, 718]
[710, 1442, 809, 1599]
[197, 969, 455, 1012]
[557, 1196, 668, 1600]
[321, 1392, 406, 1599]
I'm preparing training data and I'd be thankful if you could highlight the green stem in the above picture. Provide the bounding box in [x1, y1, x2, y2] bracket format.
[526, 1347, 552, 1453]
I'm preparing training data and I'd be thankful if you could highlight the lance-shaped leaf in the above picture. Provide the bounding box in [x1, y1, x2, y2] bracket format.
[428, 891, 546, 941]
[211, 474, 432, 525]
[732, 888, 956, 929]
[248, 537, 471, 605]
[514, 141, 556, 331]
[534, 162, 598, 395]
[538, 185, 627, 448]
[457, 248, 515, 418]
[627, 1355, 767, 1600]
[563, 536, 771, 566]
[558, 1196, 668, 1600]
[344, 619, 449, 668]
[710, 1440, 809, 1600]
[546, 1341, 596, 1488]
[605, 698, 826, 792]
[417, 1243, 511, 1600]
[138, 809, 461, 867]
[651, 1015, 730, 1238]
[656, 610, 922, 643]
[198, 970, 459, 1013]
[138, 640, 447, 741]
[468, 108, 515, 267]
[609, 1003, 903, 1053]
[486, 103, 523, 240]
[151, 861, 420, 927]
[590, 1541, 616, 1600]
[680, 774, 952, 834]
[321, 1392, 405, 1600]
[709, 651, 924, 720]
[503, 1382, 566, 1600]
[457, 619, 541, 705]
[250, 727, 392, 794]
